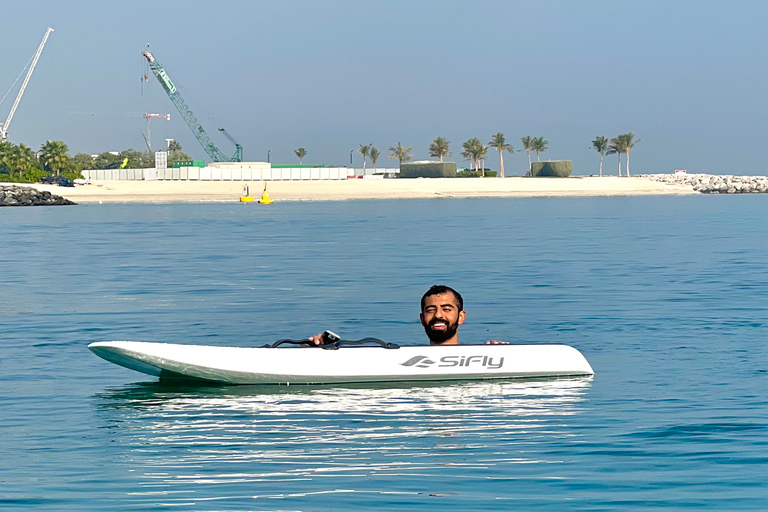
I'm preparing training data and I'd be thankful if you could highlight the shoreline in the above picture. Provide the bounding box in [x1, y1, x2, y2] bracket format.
[15, 177, 699, 204]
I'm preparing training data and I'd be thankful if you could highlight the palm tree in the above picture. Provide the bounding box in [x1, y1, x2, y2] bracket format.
[429, 137, 452, 162]
[618, 132, 641, 177]
[531, 137, 548, 161]
[521, 136, 534, 175]
[0, 141, 14, 175]
[488, 133, 514, 178]
[39, 140, 70, 176]
[370, 147, 380, 169]
[13, 143, 36, 178]
[607, 136, 626, 176]
[460, 143, 473, 171]
[461, 138, 487, 176]
[168, 140, 182, 152]
[387, 142, 412, 167]
[477, 142, 488, 176]
[461, 139, 477, 172]
[591, 136, 609, 177]
[357, 143, 373, 171]
[294, 147, 308, 164]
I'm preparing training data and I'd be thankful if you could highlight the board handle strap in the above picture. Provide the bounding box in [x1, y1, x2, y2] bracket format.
[265, 338, 400, 349]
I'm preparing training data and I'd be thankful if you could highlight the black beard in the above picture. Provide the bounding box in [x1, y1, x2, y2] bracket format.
[423, 318, 459, 343]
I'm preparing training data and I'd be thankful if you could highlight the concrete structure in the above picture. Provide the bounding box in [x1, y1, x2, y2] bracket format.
[81, 162, 399, 181]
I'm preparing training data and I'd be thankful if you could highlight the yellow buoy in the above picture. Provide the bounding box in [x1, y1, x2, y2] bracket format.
[258, 183, 273, 204]
[240, 184, 254, 202]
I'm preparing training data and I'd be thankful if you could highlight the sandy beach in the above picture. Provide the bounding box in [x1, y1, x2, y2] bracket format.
[23, 177, 696, 203]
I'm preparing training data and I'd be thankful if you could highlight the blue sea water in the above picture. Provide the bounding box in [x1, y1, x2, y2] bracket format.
[0, 195, 766, 511]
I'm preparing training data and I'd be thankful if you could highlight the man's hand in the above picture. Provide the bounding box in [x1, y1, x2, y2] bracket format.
[484, 339, 510, 345]
[305, 330, 341, 346]
[306, 332, 326, 346]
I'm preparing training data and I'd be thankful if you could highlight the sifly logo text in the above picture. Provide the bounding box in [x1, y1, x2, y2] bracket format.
[400, 355, 504, 370]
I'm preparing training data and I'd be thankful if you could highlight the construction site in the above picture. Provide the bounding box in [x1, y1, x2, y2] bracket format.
[2, 29, 395, 182]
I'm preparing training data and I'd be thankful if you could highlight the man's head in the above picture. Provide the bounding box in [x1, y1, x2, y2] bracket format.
[420, 285, 465, 345]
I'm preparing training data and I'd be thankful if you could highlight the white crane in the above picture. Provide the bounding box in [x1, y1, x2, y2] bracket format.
[0, 27, 54, 141]
[142, 113, 171, 152]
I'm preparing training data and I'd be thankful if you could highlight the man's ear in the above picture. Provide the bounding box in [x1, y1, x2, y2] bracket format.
[419, 312, 425, 326]
[458, 310, 466, 325]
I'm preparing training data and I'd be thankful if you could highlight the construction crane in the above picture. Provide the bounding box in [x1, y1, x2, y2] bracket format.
[71, 110, 170, 152]
[141, 50, 242, 162]
[1, 27, 54, 141]
[142, 113, 171, 152]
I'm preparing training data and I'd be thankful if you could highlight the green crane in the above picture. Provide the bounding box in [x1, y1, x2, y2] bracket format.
[141, 50, 242, 162]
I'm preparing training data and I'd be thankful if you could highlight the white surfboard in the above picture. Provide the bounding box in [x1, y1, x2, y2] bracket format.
[88, 341, 594, 385]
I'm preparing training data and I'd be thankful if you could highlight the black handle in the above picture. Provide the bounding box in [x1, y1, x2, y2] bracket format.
[320, 338, 400, 350]
[263, 338, 399, 349]
[263, 339, 307, 348]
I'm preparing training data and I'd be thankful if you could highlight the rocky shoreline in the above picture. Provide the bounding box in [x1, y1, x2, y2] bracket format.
[643, 173, 768, 194]
[0, 185, 77, 206]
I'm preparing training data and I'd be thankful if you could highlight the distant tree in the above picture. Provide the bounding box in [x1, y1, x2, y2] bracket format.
[93, 152, 122, 170]
[520, 136, 534, 175]
[477, 141, 488, 176]
[0, 141, 17, 176]
[531, 137, 548, 161]
[120, 149, 154, 169]
[488, 132, 514, 178]
[39, 140, 70, 175]
[591, 136, 609, 177]
[294, 147, 308, 164]
[72, 153, 95, 171]
[460, 143, 473, 171]
[387, 142, 413, 167]
[370, 147, 380, 169]
[462, 138, 487, 175]
[429, 137, 452, 162]
[167, 140, 182, 152]
[607, 136, 626, 176]
[12, 143, 36, 178]
[461, 138, 477, 171]
[168, 150, 191, 163]
[357, 143, 373, 171]
[618, 132, 641, 177]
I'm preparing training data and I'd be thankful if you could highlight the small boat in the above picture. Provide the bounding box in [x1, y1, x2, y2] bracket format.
[88, 339, 594, 385]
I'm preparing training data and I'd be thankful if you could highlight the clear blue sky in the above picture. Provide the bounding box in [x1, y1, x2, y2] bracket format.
[2, 0, 766, 175]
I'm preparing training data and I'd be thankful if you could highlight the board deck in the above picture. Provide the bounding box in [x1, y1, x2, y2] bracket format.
[88, 341, 594, 385]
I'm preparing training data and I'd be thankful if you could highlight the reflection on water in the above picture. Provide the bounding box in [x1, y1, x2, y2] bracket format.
[94, 379, 592, 507]
[97, 377, 593, 412]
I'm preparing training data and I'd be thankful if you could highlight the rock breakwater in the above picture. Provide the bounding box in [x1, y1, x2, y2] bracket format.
[0, 185, 76, 206]
[644, 174, 768, 194]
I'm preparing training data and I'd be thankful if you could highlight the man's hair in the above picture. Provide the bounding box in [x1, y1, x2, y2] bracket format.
[421, 285, 463, 312]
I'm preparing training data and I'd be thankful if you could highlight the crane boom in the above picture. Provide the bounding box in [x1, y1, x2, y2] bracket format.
[1, 27, 54, 141]
[141, 50, 242, 162]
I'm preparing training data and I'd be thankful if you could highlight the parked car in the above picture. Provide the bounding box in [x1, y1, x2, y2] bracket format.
[40, 175, 75, 187]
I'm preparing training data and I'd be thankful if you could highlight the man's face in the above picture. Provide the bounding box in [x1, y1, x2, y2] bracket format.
[420, 292, 466, 344]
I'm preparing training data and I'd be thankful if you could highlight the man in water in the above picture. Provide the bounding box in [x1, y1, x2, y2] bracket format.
[307, 285, 508, 346]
